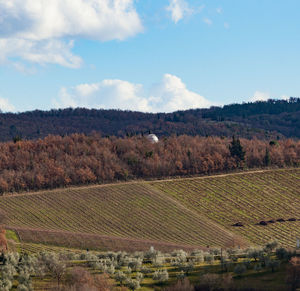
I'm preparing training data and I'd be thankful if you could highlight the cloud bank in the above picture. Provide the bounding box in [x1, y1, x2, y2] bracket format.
[53, 74, 212, 113]
[0, 0, 143, 67]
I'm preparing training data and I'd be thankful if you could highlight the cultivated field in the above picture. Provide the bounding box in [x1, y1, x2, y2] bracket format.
[152, 169, 300, 247]
[0, 183, 238, 251]
[0, 168, 299, 251]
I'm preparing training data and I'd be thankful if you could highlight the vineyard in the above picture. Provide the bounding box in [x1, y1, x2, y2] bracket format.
[152, 168, 300, 247]
[0, 182, 238, 251]
[0, 168, 299, 251]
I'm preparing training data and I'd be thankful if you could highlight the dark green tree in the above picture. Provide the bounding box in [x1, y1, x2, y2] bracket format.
[264, 148, 271, 166]
[229, 136, 245, 162]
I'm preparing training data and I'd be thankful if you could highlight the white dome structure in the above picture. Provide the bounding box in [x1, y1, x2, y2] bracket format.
[146, 134, 159, 143]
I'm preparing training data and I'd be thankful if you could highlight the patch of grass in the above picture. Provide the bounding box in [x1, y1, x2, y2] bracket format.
[6, 229, 20, 243]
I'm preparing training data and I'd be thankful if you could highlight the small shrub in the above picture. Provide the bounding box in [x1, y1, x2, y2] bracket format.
[153, 269, 169, 283]
[234, 264, 246, 277]
[115, 271, 127, 285]
[164, 277, 194, 291]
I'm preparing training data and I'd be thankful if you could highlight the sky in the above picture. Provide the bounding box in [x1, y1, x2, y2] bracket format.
[0, 0, 299, 113]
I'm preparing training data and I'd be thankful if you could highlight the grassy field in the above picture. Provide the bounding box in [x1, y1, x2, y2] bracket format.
[0, 168, 299, 251]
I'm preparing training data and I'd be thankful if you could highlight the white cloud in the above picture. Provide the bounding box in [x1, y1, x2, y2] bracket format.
[281, 95, 290, 100]
[224, 22, 230, 29]
[250, 91, 270, 102]
[53, 80, 150, 112]
[0, 0, 143, 67]
[149, 74, 212, 112]
[166, 0, 193, 23]
[53, 74, 212, 113]
[0, 38, 82, 68]
[0, 97, 15, 112]
[250, 92, 291, 102]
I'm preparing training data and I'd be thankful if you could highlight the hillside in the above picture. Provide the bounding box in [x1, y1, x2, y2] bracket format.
[1, 98, 300, 142]
[1, 168, 299, 252]
[0, 134, 299, 194]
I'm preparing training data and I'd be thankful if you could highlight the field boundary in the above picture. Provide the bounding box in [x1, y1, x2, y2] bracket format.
[2, 168, 296, 199]
[7, 226, 207, 252]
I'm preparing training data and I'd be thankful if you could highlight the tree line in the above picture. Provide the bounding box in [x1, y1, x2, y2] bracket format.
[1, 98, 300, 142]
[0, 134, 299, 194]
[0, 243, 300, 290]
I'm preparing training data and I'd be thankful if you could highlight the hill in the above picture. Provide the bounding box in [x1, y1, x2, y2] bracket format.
[1, 98, 300, 142]
[1, 168, 299, 252]
[0, 134, 299, 193]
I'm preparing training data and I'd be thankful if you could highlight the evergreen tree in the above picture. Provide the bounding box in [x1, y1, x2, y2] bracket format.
[229, 136, 245, 161]
[264, 148, 271, 166]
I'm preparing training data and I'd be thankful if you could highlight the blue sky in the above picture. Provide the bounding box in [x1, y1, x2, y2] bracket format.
[0, 0, 299, 113]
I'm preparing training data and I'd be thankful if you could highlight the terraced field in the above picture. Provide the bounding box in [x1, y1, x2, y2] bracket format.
[151, 168, 300, 247]
[0, 168, 299, 251]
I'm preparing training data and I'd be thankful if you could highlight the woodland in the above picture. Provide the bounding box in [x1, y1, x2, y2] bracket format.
[0, 134, 298, 193]
[0, 98, 300, 142]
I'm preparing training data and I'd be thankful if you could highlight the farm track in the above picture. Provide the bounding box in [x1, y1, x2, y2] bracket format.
[0, 168, 299, 250]
[9, 227, 209, 253]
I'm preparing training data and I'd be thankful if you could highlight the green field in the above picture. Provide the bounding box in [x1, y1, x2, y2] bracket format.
[1, 168, 300, 251]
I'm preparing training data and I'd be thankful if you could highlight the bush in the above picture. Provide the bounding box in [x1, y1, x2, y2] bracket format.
[153, 269, 169, 283]
[264, 240, 279, 253]
[164, 277, 194, 291]
[115, 271, 127, 285]
[204, 253, 214, 264]
[267, 259, 280, 272]
[180, 262, 194, 275]
[135, 272, 144, 283]
[246, 247, 263, 262]
[191, 250, 204, 263]
[234, 264, 246, 276]
[199, 273, 221, 291]
[286, 257, 300, 291]
[176, 270, 186, 280]
[254, 263, 262, 272]
[125, 278, 140, 290]
[140, 266, 152, 275]
[276, 247, 294, 261]
[128, 258, 143, 271]
[124, 266, 132, 275]
[0, 279, 13, 291]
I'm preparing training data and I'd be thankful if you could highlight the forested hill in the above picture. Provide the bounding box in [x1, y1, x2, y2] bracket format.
[1, 98, 300, 142]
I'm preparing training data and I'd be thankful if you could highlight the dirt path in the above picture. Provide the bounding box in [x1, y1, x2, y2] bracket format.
[6, 226, 208, 251]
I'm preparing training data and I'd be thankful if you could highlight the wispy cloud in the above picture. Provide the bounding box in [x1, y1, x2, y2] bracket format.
[203, 17, 213, 26]
[166, 0, 193, 23]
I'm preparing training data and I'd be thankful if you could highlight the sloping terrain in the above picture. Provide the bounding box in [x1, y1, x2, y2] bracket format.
[0, 168, 299, 251]
[152, 169, 300, 247]
[0, 183, 239, 251]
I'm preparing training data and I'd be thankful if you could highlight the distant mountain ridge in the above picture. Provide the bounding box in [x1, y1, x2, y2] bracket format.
[0, 98, 299, 141]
